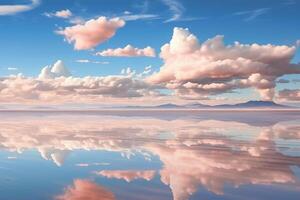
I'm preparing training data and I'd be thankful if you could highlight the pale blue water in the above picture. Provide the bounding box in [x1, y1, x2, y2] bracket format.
[0, 111, 300, 200]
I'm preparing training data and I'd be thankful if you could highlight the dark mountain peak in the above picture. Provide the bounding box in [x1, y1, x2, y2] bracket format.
[216, 100, 288, 108]
[238, 100, 286, 107]
[157, 103, 182, 108]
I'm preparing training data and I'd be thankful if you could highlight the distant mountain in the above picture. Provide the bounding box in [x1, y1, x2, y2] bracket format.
[122, 101, 292, 110]
[156, 103, 183, 108]
[184, 103, 211, 109]
[214, 101, 289, 109]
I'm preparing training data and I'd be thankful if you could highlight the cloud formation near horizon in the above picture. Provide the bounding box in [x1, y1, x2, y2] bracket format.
[1, 28, 300, 104]
[57, 17, 125, 50]
[148, 27, 300, 100]
[0, 60, 162, 104]
[0, 0, 40, 15]
[96, 45, 156, 57]
[278, 89, 300, 101]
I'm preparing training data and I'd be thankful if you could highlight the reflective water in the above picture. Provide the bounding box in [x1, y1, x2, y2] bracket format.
[0, 111, 300, 200]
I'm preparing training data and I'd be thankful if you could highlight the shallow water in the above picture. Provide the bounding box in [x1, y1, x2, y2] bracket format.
[0, 111, 300, 200]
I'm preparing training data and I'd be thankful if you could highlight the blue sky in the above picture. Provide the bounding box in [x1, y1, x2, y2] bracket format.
[0, 0, 299, 105]
[0, 0, 299, 77]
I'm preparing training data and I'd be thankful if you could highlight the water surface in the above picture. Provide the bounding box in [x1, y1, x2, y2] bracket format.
[0, 111, 300, 200]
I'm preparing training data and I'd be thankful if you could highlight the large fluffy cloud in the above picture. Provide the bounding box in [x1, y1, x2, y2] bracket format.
[96, 45, 156, 57]
[57, 17, 125, 50]
[0, 0, 40, 15]
[147, 27, 300, 100]
[0, 60, 162, 104]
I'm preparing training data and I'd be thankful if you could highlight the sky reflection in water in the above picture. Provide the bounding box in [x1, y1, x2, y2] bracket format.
[0, 111, 300, 200]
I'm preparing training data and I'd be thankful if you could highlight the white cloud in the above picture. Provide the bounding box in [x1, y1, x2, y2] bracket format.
[123, 11, 132, 15]
[161, 0, 184, 22]
[7, 67, 18, 71]
[97, 170, 156, 182]
[234, 8, 270, 21]
[56, 17, 125, 50]
[0, 60, 162, 104]
[147, 27, 300, 100]
[119, 14, 159, 21]
[76, 162, 110, 167]
[45, 9, 73, 19]
[39, 60, 71, 79]
[75, 59, 109, 64]
[0, 0, 40, 16]
[96, 45, 156, 57]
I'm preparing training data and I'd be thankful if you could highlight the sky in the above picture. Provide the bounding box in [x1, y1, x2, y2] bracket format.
[0, 0, 299, 106]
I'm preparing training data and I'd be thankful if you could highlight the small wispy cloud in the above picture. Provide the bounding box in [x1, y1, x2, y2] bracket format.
[7, 156, 17, 160]
[7, 67, 18, 71]
[160, 0, 200, 23]
[0, 0, 40, 16]
[119, 14, 159, 21]
[234, 8, 271, 21]
[75, 162, 110, 167]
[44, 9, 73, 19]
[161, 0, 184, 22]
[76, 59, 109, 64]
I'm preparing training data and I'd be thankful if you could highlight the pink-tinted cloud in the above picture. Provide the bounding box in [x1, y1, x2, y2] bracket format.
[277, 89, 300, 101]
[97, 170, 156, 182]
[147, 27, 300, 100]
[57, 17, 125, 50]
[96, 45, 156, 57]
[56, 179, 115, 200]
[0, 60, 163, 104]
[45, 9, 73, 19]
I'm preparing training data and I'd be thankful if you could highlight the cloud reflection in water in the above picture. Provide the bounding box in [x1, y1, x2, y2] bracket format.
[0, 112, 300, 200]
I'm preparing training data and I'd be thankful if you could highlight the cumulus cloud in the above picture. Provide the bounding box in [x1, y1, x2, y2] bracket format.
[96, 45, 156, 57]
[56, 179, 115, 200]
[147, 27, 300, 100]
[277, 89, 300, 101]
[97, 170, 156, 182]
[0, 60, 162, 104]
[45, 9, 73, 19]
[39, 60, 71, 79]
[0, 0, 40, 15]
[56, 17, 125, 50]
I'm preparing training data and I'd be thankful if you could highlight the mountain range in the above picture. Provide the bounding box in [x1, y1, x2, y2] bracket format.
[123, 101, 293, 110]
